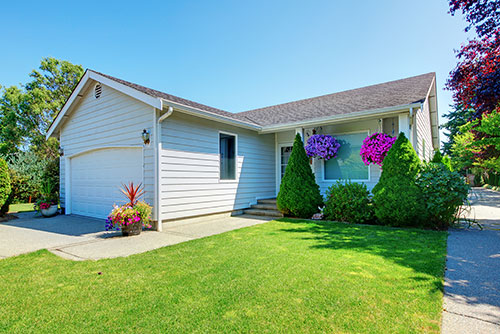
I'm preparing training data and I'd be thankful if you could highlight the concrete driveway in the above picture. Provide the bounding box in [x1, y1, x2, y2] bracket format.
[442, 188, 500, 334]
[0, 212, 271, 261]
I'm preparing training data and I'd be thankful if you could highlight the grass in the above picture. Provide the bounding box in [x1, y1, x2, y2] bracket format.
[0, 219, 447, 333]
[8, 203, 35, 213]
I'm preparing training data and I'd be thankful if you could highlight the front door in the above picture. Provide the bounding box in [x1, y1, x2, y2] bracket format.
[280, 145, 293, 180]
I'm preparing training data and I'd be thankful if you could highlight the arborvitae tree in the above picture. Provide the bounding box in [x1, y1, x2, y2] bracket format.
[431, 150, 444, 163]
[277, 133, 323, 218]
[372, 133, 424, 227]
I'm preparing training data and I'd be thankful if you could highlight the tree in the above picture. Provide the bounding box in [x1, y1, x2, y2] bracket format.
[0, 158, 11, 209]
[277, 133, 323, 218]
[446, 0, 500, 166]
[372, 133, 424, 227]
[0, 57, 84, 159]
[0, 86, 27, 156]
[440, 104, 474, 155]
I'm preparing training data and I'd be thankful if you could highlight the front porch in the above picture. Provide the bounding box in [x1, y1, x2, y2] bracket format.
[271, 112, 419, 196]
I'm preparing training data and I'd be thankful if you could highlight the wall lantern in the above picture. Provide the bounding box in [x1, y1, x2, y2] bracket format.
[141, 129, 151, 145]
[58, 147, 64, 156]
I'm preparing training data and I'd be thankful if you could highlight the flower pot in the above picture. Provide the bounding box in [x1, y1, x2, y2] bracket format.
[41, 205, 58, 217]
[121, 220, 142, 236]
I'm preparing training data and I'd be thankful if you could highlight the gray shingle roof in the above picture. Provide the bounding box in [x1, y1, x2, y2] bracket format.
[91, 70, 435, 128]
[89, 70, 244, 122]
[233, 72, 435, 126]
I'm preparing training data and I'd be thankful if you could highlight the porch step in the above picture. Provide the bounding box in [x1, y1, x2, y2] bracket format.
[257, 198, 277, 205]
[250, 203, 277, 210]
[243, 209, 283, 218]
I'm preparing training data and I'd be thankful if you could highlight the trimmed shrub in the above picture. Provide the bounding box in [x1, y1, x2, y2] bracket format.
[372, 133, 424, 227]
[324, 180, 374, 224]
[416, 163, 470, 229]
[0, 158, 11, 210]
[277, 133, 323, 218]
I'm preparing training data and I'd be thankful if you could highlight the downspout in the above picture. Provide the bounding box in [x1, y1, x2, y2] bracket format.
[409, 107, 414, 147]
[155, 105, 174, 232]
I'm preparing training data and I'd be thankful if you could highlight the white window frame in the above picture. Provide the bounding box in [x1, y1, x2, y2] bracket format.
[321, 129, 371, 182]
[278, 143, 294, 181]
[218, 130, 238, 182]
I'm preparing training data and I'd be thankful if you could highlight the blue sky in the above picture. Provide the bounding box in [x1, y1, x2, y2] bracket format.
[1, 1, 469, 143]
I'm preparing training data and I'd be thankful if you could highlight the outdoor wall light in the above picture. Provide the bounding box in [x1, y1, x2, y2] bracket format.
[141, 129, 151, 145]
[58, 147, 64, 156]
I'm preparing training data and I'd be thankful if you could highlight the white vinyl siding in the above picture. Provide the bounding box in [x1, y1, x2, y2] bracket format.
[59, 82, 154, 213]
[160, 112, 275, 220]
[416, 99, 434, 161]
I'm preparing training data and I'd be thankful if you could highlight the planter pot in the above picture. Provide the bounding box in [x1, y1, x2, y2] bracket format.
[121, 221, 142, 236]
[41, 205, 58, 217]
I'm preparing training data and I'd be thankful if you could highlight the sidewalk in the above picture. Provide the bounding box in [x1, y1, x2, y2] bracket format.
[442, 188, 500, 333]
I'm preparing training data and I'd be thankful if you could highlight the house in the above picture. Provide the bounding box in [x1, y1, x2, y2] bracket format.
[46, 70, 439, 230]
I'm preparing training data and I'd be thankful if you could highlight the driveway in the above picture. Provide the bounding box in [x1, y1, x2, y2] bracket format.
[442, 188, 500, 334]
[0, 212, 271, 261]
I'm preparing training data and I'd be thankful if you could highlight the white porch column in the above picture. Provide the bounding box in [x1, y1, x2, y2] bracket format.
[398, 113, 411, 141]
[295, 127, 304, 141]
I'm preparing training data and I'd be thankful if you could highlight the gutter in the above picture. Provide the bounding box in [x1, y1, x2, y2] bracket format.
[258, 102, 423, 133]
[155, 105, 174, 232]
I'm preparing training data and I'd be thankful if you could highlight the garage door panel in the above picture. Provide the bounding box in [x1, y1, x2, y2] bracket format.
[70, 148, 143, 219]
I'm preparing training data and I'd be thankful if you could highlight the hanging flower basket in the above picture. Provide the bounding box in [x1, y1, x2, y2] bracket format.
[305, 134, 341, 161]
[360, 132, 397, 166]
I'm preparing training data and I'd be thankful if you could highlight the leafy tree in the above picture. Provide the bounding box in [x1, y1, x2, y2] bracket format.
[446, 0, 500, 165]
[0, 57, 84, 159]
[372, 133, 424, 227]
[277, 133, 323, 218]
[0, 86, 27, 156]
[431, 150, 444, 163]
[0, 158, 11, 209]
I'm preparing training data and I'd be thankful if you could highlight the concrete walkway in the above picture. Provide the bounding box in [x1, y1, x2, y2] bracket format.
[442, 188, 500, 334]
[0, 212, 271, 261]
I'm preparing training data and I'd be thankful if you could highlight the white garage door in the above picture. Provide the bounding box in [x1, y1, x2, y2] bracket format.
[70, 148, 143, 219]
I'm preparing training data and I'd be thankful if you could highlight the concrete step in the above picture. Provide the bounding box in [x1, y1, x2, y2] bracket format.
[243, 209, 283, 218]
[251, 203, 278, 210]
[257, 198, 277, 205]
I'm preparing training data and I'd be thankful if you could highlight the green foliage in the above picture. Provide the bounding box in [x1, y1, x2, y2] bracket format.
[416, 163, 470, 229]
[431, 151, 443, 163]
[324, 180, 374, 224]
[0, 158, 11, 210]
[4, 151, 50, 202]
[442, 155, 454, 171]
[373, 133, 424, 227]
[0, 57, 83, 159]
[277, 134, 323, 218]
[441, 104, 474, 155]
[451, 130, 476, 171]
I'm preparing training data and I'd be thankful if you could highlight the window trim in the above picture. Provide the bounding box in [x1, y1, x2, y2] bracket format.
[321, 129, 371, 182]
[278, 143, 294, 181]
[218, 130, 238, 182]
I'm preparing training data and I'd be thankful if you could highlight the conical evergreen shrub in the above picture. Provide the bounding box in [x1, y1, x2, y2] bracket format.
[277, 133, 323, 218]
[372, 133, 424, 227]
[431, 150, 443, 163]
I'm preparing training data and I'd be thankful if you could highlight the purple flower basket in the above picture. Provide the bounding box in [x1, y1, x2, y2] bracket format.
[305, 134, 341, 161]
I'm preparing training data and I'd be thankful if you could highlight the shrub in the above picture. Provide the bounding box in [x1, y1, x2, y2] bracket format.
[416, 163, 470, 229]
[323, 180, 373, 224]
[277, 133, 323, 218]
[0, 158, 11, 210]
[372, 133, 424, 227]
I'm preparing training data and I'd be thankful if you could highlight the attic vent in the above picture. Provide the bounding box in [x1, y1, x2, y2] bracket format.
[94, 84, 102, 99]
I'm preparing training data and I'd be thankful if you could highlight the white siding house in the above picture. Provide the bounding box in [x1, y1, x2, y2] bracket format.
[47, 70, 439, 230]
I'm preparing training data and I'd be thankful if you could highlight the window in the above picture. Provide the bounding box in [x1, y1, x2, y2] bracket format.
[324, 131, 369, 180]
[219, 133, 236, 180]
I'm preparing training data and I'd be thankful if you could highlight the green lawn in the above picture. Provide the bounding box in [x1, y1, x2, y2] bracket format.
[0, 219, 447, 333]
[8, 203, 35, 213]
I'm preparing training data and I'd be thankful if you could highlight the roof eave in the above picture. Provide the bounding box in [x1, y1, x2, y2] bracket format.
[258, 102, 423, 133]
[161, 99, 262, 131]
[46, 70, 163, 139]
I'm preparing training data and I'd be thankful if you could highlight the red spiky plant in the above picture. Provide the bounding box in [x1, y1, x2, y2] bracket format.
[120, 182, 145, 206]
